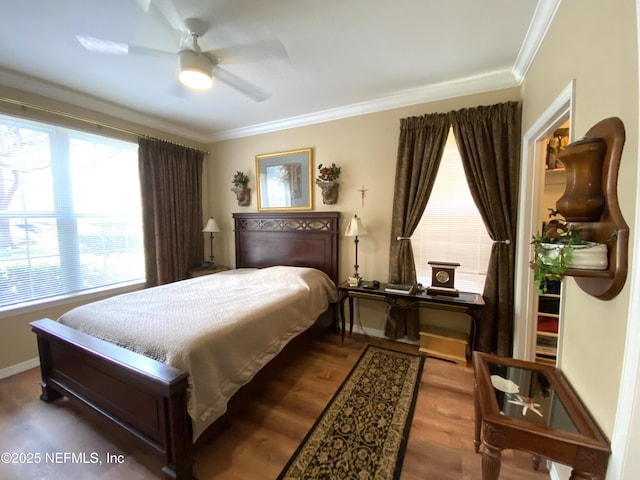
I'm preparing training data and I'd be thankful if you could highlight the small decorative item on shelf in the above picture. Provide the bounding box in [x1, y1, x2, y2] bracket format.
[546, 127, 569, 170]
[384, 283, 414, 294]
[426, 261, 460, 297]
[231, 170, 251, 206]
[315, 162, 341, 205]
[531, 210, 608, 294]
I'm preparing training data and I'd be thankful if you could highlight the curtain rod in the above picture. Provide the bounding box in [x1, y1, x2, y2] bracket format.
[0, 96, 210, 155]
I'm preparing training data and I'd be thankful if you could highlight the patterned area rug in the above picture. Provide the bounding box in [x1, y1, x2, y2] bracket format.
[277, 345, 425, 480]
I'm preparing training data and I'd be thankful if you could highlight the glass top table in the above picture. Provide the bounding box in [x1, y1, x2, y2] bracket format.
[473, 352, 610, 480]
[486, 359, 577, 433]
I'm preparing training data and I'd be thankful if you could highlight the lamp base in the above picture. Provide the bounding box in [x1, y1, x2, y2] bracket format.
[353, 263, 361, 280]
[347, 277, 359, 287]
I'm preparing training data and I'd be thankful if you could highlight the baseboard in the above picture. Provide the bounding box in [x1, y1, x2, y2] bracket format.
[0, 357, 39, 380]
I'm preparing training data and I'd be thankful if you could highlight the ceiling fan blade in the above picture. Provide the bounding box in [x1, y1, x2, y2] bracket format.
[127, 45, 175, 59]
[147, 0, 187, 35]
[205, 39, 288, 64]
[132, 0, 191, 50]
[210, 64, 270, 102]
[76, 35, 174, 58]
[76, 35, 128, 54]
[134, 0, 151, 13]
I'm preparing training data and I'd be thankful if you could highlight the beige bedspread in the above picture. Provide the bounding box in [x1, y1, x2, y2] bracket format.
[57, 266, 338, 440]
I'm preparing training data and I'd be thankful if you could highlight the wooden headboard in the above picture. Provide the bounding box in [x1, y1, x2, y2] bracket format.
[233, 212, 340, 284]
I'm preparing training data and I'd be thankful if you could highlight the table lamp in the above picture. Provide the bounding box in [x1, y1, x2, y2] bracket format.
[202, 217, 221, 268]
[344, 214, 368, 281]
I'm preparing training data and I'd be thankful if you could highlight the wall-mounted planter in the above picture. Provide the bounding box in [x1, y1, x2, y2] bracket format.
[556, 137, 606, 222]
[539, 242, 608, 270]
[567, 243, 608, 270]
[556, 117, 629, 300]
[231, 187, 251, 207]
[317, 181, 339, 205]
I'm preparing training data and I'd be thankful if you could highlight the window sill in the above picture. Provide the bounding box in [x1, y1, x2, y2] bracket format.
[0, 280, 145, 318]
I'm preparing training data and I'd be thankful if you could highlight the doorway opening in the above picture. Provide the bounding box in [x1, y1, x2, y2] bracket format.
[513, 80, 574, 361]
[534, 122, 569, 365]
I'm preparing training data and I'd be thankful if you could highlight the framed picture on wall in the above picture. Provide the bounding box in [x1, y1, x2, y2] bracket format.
[256, 148, 313, 211]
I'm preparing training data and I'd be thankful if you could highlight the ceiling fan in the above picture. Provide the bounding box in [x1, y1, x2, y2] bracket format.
[76, 1, 287, 102]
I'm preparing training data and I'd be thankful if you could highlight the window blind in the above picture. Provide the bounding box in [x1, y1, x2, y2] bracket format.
[411, 128, 492, 293]
[0, 114, 144, 309]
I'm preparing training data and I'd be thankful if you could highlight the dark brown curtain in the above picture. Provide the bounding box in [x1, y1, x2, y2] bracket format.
[386, 113, 449, 339]
[450, 101, 521, 356]
[138, 138, 204, 286]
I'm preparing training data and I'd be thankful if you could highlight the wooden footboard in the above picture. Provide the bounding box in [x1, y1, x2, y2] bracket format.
[31, 318, 194, 480]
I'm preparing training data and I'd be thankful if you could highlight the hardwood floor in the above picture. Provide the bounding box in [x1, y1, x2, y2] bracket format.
[0, 331, 550, 479]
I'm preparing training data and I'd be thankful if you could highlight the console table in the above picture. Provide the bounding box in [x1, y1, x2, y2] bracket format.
[473, 351, 610, 480]
[337, 282, 484, 349]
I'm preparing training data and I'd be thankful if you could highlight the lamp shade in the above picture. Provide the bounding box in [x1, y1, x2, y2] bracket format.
[202, 217, 221, 233]
[344, 214, 368, 237]
[178, 50, 213, 90]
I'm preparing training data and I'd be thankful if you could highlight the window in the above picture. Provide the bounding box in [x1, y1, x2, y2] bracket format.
[411, 128, 492, 293]
[0, 114, 144, 309]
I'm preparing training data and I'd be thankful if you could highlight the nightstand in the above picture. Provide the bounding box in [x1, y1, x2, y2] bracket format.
[186, 265, 230, 278]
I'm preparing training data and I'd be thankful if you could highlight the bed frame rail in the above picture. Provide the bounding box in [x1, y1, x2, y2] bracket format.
[31, 318, 194, 480]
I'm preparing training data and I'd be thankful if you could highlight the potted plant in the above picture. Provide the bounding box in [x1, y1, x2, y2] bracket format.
[531, 210, 608, 294]
[316, 163, 341, 205]
[231, 171, 250, 206]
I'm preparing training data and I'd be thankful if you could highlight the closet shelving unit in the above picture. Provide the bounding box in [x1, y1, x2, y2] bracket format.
[536, 279, 560, 365]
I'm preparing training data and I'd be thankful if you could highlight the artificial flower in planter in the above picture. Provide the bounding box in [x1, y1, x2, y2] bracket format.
[316, 163, 341, 205]
[231, 171, 250, 206]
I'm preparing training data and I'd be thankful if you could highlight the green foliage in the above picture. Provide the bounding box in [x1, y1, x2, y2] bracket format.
[531, 209, 583, 294]
[531, 242, 574, 294]
[232, 171, 249, 188]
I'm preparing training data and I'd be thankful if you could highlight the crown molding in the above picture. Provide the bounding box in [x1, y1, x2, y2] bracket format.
[512, 0, 561, 83]
[209, 69, 519, 142]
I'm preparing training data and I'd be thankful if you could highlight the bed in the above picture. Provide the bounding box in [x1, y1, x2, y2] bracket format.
[30, 211, 340, 480]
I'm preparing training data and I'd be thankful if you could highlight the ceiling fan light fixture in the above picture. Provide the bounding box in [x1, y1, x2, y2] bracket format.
[178, 50, 213, 90]
[179, 69, 213, 90]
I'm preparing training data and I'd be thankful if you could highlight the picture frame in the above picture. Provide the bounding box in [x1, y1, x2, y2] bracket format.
[256, 148, 313, 211]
